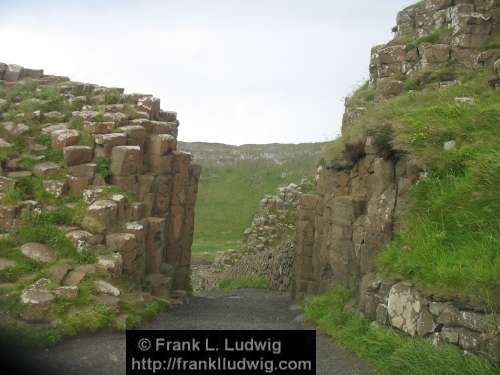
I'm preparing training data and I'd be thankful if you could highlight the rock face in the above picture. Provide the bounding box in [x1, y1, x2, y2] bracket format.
[194, 181, 309, 292]
[293, 0, 500, 363]
[342, 0, 500, 132]
[0, 62, 201, 301]
[293, 139, 420, 298]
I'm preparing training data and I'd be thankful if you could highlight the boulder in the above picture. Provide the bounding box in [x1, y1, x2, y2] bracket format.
[93, 294, 120, 307]
[0, 176, 15, 192]
[149, 134, 176, 156]
[54, 286, 79, 300]
[20, 243, 56, 263]
[144, 274, 172, 298]
[66, 229, 102, 251]
[69, 163, 96, 178]
[158, 110, 177, 122]
[103, 112, 128, 127]
[51, 129, 80, 150]
[0, 257, 16, 271]
[145, 217, 166, 273]
[444, 140, 457, 151]
[94, 133, 127, 158]
[455, 97, 475, 105]
[376, 78, 404, 99]
[110, 146, 143, 176]
[2, 122, 30, 137]
[387, 282, 426, 336]
[94, 280, 120, 296]
[42, 180, 67, 198]
[377, 45, 406, 64]
[21, 68, 43, 79]
[3, 64, 23, 82]
[45, 111, 65, 122]
[67, 175, 93, 194]
[41, 123, 68, 135]
[63, 145, 93, 166]
[7, 171, 33, 178]
[96, 253, 123, 278]
[72, 110, 99, 122]
[0, 138, 12, 149]
[137, 96, 160, 119]
[83, 121, 115, 134]
[0, 63, 6, 80]
[33, 162, 61, 177]
[47, 261, 73, 284]
[418, 43, 450, 66]
[20, 288, 54, 322]
[118, 125, 146, 147]
[62, 265, 95, 286]
[106, 233, 138, 273]
[82, 200, 118, 234]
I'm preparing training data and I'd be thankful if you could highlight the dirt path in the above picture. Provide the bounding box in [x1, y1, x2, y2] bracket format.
[30, 289, 374, 375]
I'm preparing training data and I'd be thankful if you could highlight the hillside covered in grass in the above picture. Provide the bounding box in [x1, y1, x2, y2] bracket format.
[293, 0, 500, 370]
[326, 66, 500, 305]
[191, 150, 321, 255]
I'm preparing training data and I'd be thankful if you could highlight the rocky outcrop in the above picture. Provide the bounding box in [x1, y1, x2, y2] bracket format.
[293, 139, 419, 299]
[0, 62, 200, 325]
[193, 181, 309, 291]
[359, 277, 500, 362]
[343, 0, 500, 131]
[294, 0, 500, 363]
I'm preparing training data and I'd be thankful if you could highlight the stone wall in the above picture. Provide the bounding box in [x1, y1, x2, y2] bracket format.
[0, 63, 200, 306]
[193, 182, 308, 292]
[359, 276, 500, 362]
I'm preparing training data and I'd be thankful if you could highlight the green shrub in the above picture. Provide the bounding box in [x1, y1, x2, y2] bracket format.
[96, 157, 111, 180]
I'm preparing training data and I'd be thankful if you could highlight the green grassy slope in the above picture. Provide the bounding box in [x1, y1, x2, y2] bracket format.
[324, 66, 500, 305]
[304, 288, 499, 374]
[192, 155, 319, 254]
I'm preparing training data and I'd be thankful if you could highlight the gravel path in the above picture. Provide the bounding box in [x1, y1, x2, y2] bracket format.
[28, 289, 375, 375]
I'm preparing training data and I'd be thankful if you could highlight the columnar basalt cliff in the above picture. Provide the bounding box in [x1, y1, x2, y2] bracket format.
[0, 63, 200, 329]
[294, 0, 500, 362]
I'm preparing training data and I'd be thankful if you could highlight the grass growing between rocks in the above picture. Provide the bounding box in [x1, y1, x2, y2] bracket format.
[325, 68, 500, 305]
[304, 288, 499, 375]
[219, 277, 270, 290]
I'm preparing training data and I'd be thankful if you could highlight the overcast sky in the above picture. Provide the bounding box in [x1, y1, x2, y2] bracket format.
[1, 0, 415, 145]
